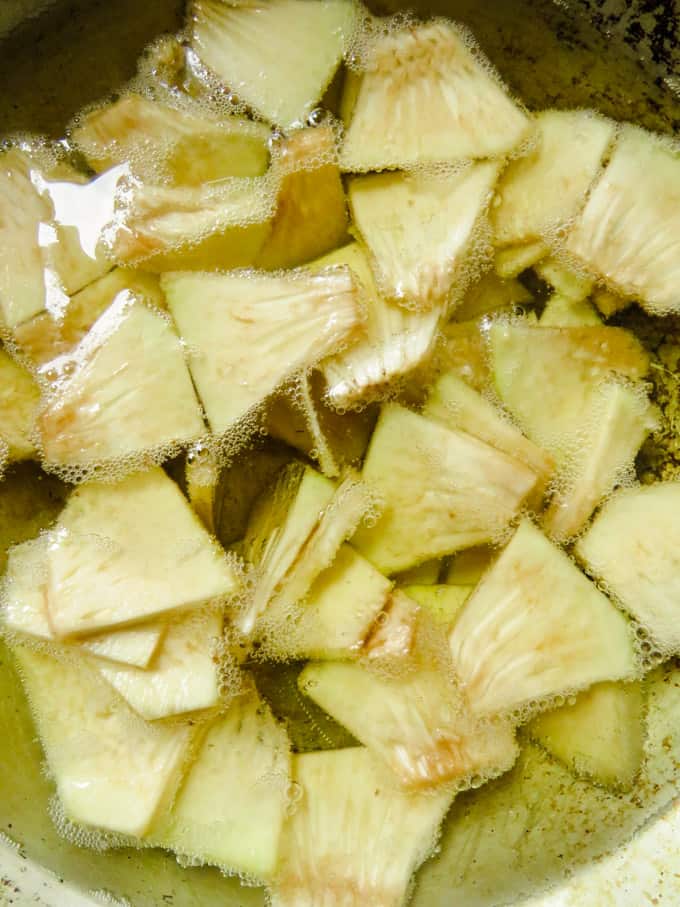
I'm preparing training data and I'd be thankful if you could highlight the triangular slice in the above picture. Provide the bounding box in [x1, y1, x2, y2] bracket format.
[422, 371, 554, 492]
[299, 661, 518, 789]
[13, 268, 164, 367]
[191, 0, 356, 127]
[13, 645, 193, 837]
[341, 20, 530, 171]
[494, 241, 548, 279]
[0, 348, 40, 462]
[47, 468, 238, 637]
[109, 173, 274, 272]
[539, 293, 601, 327]
[99, 610, 225, 721]
[533, 257, 595, 303]
[37, 294, 205, 473]
[543, 381, 657, 542]
[566, 125, 680, 315]
[255, 126, 348, 270]
[352, 404, 539, 575]
[349, 162, 499, 310]
[162, 268, 362, 436]
[449, 519, 638, 718]
[527, 680, 645, 790]
[316, 242, 442, 406]
[492, 110, 614, 248]
[271, 747, 454, 907]
[71, 93, 270, 183]
[256, 543, 392, 660]
[150, 688, 291, 881]
[489, 321, 649, 467]
[1, 537, 164, 668]
[575, 482, 680, 654]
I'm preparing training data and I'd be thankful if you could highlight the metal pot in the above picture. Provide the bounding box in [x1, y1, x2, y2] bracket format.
[0, 2, 678, 904]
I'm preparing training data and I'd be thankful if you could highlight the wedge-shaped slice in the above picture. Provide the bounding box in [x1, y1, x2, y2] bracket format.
[191, 0, 356, 127]
[489, 321, 649, 467]
[0, 150, 52, 328]
[47, 468, 237, 637]
[271, 747, 454, 907]
[242, 464, 372, 635]
[99, 610, 223, 721]
[300, 661, 518, 789]
[543, 381, 657, 542]
[315, 242, 442, 406]
[449, 519, 637, 718]
[592, 287, 631, 318]
[163, 268, 362, 436]
[151, 688, 290, 881]
[534, 257, 595, 302]
[71, 93, 270, 183]
[13, 268, 164, 367]
[444, 546, 495, 586]
[423, 371, 554, 491]
[13, 645, 192, 837]
[256, 544, 392, 660]
[1, 537, 164, 668]
[0, 348, 40, 462]
[540, 293, 601, 327]
[361, 588, 418, 661]
[404, 584, 471, 629]
[349, 162, 499, 311]
[352, 404, 538, 575]
[566, 125, 680, 315]
[110, 174, 274, 272]
[527, 681, 645, 790]
[341, 20, 530, 171]
[494, 241, 548, 279]
[453, 271, 532, 322]
[38, 295, 205, 472]
[576, 483, 680, 653]
[255, 126, 348, 270]
[492, 110, 614, 248]
[185, 442, 219, 533]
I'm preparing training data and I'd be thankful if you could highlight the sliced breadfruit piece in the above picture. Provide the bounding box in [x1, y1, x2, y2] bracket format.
[256, 543, 392, 660]
[453, 270, 532, 322]
[449, 519, 638, 719]
[241, 464, 372, 635]
[190, 0, 356, 128]
[361, 588, 418, 661]
[300, 661, 518, 789]
[527, 680, 646, 790]
[565, 125, 680, 315]
[575, 482, 680, 653]
[352, 404, 538, 575]
[271, 747, 454, 907]
[255, 125, 348, 270]
[185, 442, 219, 533]
[316, 242, 442, 406]
[540, 292, 601, 327]
[109, 173, 275, 272]
[37, 294, 205, 472]
[533, 257, 594, 302]
[1, 536, 164, 668]
[99, 610, 224, 721]
[488, 321, 649, 467]
[592, 287, 631, 318]
[0, 348, 40, 462]
[395, 559, 442, 586]
[494, 241, 548, 279]
[46, 467, 238, 638]
[436, 320, 492, 393]
[163, 267, 362, 436]
[150, 687, 290, 881]
[13, 267, 164, 367]
[13, 645, 193, 837]
[71, 93, 270, 183]
[0, 149, 53, 328]
[403, 584, 471, 629]
[422, 371, 554, 490]
[492, 110, 615, 248]
[543, 381, 657, 543]
[348, 162, 499, 311]
[340, 20, 530, 172]
[444, 546, 495, 586]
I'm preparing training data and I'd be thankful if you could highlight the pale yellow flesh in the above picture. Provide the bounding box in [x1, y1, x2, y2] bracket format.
[0, 348, 40, 462]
